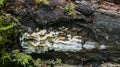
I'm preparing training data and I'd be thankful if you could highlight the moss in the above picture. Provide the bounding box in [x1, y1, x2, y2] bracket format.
[0, 50, 33, 67]
[0, 15, 19, 66]
[0, 0, 5, 6]
[0, 0, 9, 14]
[13, 50, 32, 67]
[0, 15, 17, 45]
[55, 59, 62, 64]
[34, 58, 62, 67]
[0, 53, 12, 64]
[34, 0, 49, 5]
[34, 58, 42, 66]
[0, 0, 8, 6]
[65, 3, 77, 19]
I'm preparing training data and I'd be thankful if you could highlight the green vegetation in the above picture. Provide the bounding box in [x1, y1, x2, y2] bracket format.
[13, 50, 32, 67]
[0, 15, 34, 67]
[0, 15, 17, 45]
[0, 0, 9, 14]
[34, 0, 49, 5]
[0, 0, 5, 6]
[1, 53, 12, 64]
[65, 3, 77, 19]
[0, 0, 8, 6]
[34, 58, 42, 66]
[33, 58, 62, 67]
[0, 15, 17, 66]
[0, 50, 33, 67]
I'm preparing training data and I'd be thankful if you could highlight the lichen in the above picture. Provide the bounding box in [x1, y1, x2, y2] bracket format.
[21, 29, 107, 54]
[21, 30, 83, 53]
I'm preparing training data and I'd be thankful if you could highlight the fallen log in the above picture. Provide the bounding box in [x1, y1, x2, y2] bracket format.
[7, 0, 120, 65]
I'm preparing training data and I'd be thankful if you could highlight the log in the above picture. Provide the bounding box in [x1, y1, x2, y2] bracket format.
[8, 0, 120, 65]
[20, 10, 120, 64]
